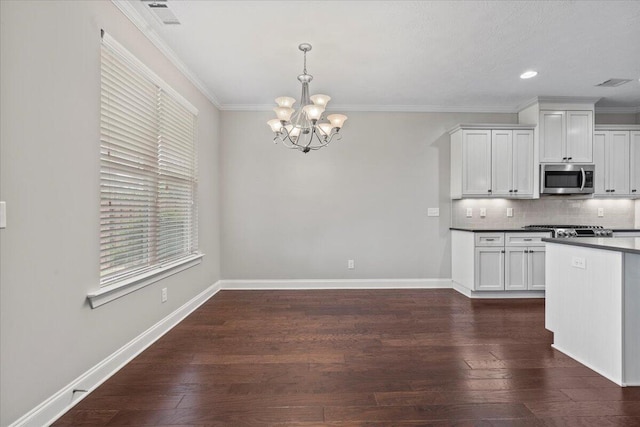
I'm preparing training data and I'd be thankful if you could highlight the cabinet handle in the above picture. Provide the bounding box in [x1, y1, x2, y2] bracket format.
[509, 189, 513, 193]
[501, 250, 505, 253]
[524, 238, 532, 241]
[606, 189, 611, 192]
[611, 189, 615, 192]
[633, 189, 637, 193]
[485, 238, 495, 241]
[488, 189, 492, 193]
[562, 157, 567, 160]
[567, 157, 573, 161]
[514, 189, 518, 193]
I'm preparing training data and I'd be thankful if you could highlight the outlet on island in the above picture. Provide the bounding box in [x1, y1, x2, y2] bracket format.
[347, 259, 355, 269]
[161, 288, 168, 303]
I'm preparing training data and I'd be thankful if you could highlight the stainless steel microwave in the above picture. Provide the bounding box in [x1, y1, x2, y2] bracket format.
[540, 164, 595, 195]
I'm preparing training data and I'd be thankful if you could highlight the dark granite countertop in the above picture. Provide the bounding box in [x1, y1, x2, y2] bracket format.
[542, 237, 640, 255]
[450, 227, 552, 233]
[451, 228, 640, 233]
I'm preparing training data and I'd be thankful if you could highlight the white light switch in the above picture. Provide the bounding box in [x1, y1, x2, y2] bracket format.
[466, 208, 472, 218]
[598, 208, 604, 217]
[572, 256, 586, 269]
[480, 208, 486, 217]
[427, 208, 439, 217]
[507, 208, 513, 217]
[0, 201, 6, 229]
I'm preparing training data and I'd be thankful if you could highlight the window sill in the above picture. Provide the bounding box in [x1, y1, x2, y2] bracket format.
[87, 253, 204, 308]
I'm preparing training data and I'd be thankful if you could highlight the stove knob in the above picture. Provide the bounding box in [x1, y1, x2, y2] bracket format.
[570, 230, 578, 237]
[556, 230, 565, 237]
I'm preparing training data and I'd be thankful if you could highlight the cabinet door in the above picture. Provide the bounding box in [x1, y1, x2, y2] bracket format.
[513, 129, 534, 196]
[540, 111, 566, 163]
[474, 248, 504, 291]
[528, 247, 546, 290]
[462, 130, 492, 196]
[505, 247, 527, 290]
[593, 131, 608, 195]
[566, 111, 593, 162]
[491, 130, 513, 196]
[632, 132, 640, 195]
[609, 131, 630, 195]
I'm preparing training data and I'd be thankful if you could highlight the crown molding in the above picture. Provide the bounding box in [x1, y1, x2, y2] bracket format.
[110, 0, 221, 108]
[219, 103, 520, 113]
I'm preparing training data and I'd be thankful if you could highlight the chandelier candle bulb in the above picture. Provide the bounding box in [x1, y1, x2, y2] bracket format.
[275, 96, 296, 108]
[267, 43, 347, 153]
[273, 107, 294, 122]
[303, 104, 325, 121]
[267, 119, 284, 133]
[327, 114, 348, 129]
[310, 94, 331, 106]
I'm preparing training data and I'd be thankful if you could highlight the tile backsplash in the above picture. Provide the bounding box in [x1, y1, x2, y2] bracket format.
[452, 198, 636, 229]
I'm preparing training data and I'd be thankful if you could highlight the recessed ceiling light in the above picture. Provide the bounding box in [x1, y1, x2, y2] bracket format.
[520, 70, 538, 79]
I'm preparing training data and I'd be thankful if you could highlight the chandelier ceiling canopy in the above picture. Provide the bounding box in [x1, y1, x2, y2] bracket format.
[267, 43, 347, 153]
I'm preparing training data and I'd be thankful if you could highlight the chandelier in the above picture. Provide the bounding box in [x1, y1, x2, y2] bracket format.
[267, 43, 347, 153]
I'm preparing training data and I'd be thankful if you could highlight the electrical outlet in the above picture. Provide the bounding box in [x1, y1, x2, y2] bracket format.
[507, 208, 513, 217]
[347, 259, 355, 269]
[480, 208, 486, 217]
[427, 208, 439, 217]
[161, 288, 167, 303]
[598, 208, 604, 217]
[466, 208, 472, 218]
[0, 201, 5, 229]
[571, 257, 586, 269]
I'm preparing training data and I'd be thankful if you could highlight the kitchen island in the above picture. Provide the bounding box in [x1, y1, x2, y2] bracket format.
[543, 237, 640, 386]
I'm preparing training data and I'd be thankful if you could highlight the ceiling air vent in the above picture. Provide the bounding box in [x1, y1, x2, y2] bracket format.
[141, 0, 180, 25]
[595, 78, 632, 88]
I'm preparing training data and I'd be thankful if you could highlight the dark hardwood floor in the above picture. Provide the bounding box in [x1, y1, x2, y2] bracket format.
[54, 289, 640, 426]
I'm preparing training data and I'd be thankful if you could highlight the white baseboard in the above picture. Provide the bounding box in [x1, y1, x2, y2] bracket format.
[452, 281, 545, 299]
[220, 278, 453, 290]
[9, 281, 222, 427]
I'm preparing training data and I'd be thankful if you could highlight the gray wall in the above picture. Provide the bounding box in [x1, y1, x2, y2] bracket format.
[595, 113, 639, 124]
[0, 1, 221, 425]
[221, 111, 516, 280]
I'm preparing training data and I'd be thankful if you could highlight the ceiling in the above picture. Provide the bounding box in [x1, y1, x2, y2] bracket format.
[121, 0, 640, 113]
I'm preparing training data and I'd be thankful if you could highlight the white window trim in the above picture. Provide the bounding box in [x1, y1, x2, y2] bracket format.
[88, 253, 204, 308]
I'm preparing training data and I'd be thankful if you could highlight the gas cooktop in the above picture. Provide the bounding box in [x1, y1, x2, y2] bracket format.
[524, 224, 613, 238]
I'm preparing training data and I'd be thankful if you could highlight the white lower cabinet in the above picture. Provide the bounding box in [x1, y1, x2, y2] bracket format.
[506, 246, 546, 290]
[452, 230, 550, 295]
[475, 247, 505, 290]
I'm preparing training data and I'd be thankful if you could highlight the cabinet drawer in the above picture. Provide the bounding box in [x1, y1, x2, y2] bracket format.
[474, 233, 504, 247]
[505, 232, 551, 247]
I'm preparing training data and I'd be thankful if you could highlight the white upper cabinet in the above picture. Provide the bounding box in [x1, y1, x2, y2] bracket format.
[450, 125, 534, 199]
[462, 130, 492, 196]
[491, 130, 513, 196]
[540, 111, 565, 162]
[594, 126, 640, 197]
[512, 130, 534, 196]
[566, 111, 593, 162]
[631, 131, 640, 195]
[540, 110, 593, 163]
[491, 129, 534, 197]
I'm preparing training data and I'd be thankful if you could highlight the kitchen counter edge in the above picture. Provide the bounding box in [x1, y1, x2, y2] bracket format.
[542, 237, 640, 255]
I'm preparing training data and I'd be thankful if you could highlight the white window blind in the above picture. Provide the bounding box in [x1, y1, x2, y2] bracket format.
[100, 32, 198, 286]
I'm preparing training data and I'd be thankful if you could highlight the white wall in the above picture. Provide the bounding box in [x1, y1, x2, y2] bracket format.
[0, 1, 221, 425]
[221, 111, 516, 280]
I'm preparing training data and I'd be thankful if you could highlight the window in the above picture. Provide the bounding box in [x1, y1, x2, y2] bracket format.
[99, 32, 199, 288]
